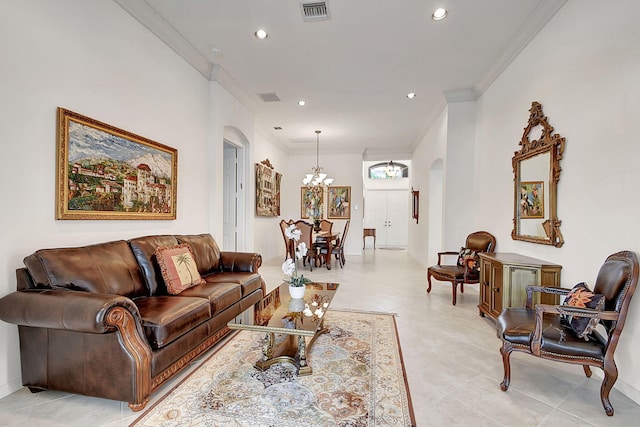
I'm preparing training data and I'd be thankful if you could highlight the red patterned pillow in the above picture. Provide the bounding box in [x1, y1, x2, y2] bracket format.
[563, 282, 605, 340]
[155, 243, 205, 295]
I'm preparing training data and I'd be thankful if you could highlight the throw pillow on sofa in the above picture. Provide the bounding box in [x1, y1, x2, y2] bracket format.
[155, 243, 206, 295]
[563, 282, 605, 340]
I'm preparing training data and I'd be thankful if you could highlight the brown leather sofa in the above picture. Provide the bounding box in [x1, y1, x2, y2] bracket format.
[0, 233, 265, 411]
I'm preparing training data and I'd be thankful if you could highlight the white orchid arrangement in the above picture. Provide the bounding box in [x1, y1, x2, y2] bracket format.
[282, 224, 312, 287]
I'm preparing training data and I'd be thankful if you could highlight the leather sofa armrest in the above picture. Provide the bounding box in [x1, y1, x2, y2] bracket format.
[220, 252, 262, 273]
[0, 289, 141, 334]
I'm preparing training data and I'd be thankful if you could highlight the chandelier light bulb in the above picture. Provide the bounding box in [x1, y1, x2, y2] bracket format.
[301, 130, 333, 190]
[432, 8, 448, 21]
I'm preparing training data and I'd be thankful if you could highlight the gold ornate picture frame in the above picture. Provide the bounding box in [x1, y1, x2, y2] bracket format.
[512, 102, 564, 247]
[56, 108, 178, 220]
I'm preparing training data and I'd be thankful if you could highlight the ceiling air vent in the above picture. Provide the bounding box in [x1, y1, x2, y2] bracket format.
[257, 92, 281, 103]
[300, 1, 329, 21]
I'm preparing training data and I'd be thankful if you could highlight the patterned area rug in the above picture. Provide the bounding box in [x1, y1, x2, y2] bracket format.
[131, 310, 415, 426]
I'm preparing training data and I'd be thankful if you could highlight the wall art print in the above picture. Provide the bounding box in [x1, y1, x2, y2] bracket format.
[255, 159, 281, 216]
[56, 108, 177, 220]
[301, 187, 324, 219]
[519, 181, 544, 219]
[328, 186, 351, 219]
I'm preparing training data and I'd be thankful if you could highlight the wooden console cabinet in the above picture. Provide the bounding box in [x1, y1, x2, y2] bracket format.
[478, 252, 562, 320]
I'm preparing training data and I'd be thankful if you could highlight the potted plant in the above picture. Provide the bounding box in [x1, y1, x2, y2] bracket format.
[282, 224, 311, 298]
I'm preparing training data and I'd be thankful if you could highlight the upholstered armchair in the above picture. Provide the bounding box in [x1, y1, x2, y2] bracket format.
[496, 251, 639, 416]
[426, 231, 496, 305]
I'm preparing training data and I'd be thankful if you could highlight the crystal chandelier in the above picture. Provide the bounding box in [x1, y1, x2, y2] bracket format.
[302, 130, 333, 188]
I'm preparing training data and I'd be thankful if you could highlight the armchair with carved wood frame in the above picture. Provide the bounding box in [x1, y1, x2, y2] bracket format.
[426, 231, 496, 305]
[496, 251, 639, 416]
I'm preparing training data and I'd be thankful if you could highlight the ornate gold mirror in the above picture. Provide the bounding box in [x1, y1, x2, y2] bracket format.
[512, 102, 565, 247]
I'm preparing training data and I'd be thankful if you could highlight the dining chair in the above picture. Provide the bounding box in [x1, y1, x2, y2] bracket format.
[314, 220, 334, 265]
[279, 219, 295, 260]
[293, 220, 317, 271]
[319, 220, 349, 268]
[320, 219, 333, 233]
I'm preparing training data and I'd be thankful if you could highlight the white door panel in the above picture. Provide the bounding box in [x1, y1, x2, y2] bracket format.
[364, 190, 409, 247]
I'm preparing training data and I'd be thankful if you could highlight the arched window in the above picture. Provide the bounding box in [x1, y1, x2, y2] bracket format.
[368, 161, 409, 179]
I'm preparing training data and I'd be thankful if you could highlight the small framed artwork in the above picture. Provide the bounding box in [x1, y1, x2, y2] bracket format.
[56, 108, 178, 220]
[519, 181, 544, 219]
[412, 187, 419, 224]
[328, 186, 351, 219]
[301, 187, 324, 219]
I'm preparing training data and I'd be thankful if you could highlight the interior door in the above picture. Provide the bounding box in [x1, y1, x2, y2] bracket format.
[364, 190, 409, 247]
[223, 143, 237, 251]
[385, 190, 409, 246]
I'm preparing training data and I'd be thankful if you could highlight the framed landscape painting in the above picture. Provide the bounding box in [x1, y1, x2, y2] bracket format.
[56, 108, 178, 220]
[328, 186, 351, 219]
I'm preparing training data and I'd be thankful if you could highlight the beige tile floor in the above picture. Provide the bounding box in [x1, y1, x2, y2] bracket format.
[1, 248, 639, 426]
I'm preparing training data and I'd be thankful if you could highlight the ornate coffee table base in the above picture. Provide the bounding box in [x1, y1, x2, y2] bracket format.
[254, 328, 328, 375]
[227, 282, 339, 376]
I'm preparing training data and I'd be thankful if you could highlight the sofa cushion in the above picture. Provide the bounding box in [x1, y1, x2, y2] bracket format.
[179, 282, 242, 315]
[155, 244, 206, 295]
[133, 296, 211, 350]
[176, 234, 221, 275]
[202, 272, 262, 297]
[23, 240, 148, 298]
[129, 235, 179, 296]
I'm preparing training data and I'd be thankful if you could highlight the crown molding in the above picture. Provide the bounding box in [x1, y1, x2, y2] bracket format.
[114, 0, 212, 79]
[474, 0, 567, 94]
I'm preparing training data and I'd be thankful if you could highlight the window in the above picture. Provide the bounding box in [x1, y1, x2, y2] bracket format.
[368, 161, 409, 179]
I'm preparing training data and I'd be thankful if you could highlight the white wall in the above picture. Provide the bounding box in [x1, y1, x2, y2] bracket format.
[253, 131, 289, 261]
[0, 0, 212, 396]
[412, 0, 640, 403]
[408, 108, 448, 267]
[284, 153, 364, 257]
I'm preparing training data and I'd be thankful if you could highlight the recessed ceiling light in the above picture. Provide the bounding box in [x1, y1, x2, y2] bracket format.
[255, 29, 268, 39]
[407, 92, 416, 99]
[298, 100, 307, 106]
[432, 8, 448, 20]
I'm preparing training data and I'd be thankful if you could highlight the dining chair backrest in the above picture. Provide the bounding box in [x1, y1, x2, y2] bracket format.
[279, 219, 294, 259]
[294, 220, 314, 252]
[338, 220, 350, 250]
[320, 219, 333, 234]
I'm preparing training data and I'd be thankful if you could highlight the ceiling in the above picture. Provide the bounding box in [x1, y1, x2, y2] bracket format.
[114, 0, 566, 158]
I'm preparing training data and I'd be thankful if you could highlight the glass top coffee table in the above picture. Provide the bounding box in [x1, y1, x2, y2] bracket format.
[228, 281, 339, 375]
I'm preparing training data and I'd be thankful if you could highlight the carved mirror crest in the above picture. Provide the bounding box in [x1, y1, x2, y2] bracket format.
[512, 102, 565, 247]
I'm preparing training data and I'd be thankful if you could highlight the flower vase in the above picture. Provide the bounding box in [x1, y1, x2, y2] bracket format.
[313, 219, 321, 233]
[288, 284, 306, 299]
